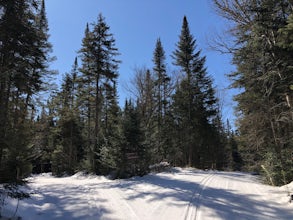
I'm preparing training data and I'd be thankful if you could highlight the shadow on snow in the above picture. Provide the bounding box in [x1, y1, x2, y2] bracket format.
[111, 171, 293, 220]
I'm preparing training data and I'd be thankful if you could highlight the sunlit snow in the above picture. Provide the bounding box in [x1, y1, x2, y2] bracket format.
[2, 168, 293, 220]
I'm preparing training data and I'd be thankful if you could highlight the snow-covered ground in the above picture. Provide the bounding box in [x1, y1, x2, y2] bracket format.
[2, 168, 293, 220]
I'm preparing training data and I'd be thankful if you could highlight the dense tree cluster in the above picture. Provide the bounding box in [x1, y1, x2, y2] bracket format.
[31, 14, 230, 179]
[5, 0, 292, 185]
[213, 0, 293, 185]
[0, 0, 54, 182]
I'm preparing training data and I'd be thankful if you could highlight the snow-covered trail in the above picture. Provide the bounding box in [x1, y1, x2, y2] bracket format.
[5, 169, 293, 220]
[189, 172, 292, 220]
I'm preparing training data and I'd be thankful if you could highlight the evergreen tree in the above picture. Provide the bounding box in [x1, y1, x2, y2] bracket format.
[223, 119, 242, 171]
[99, 82, 122, 174]
[119, 100, 148, 177]
[78, 14, 120, 173]
[51, 60, 84, 176]
[213, 0, 293, 184]
[152, 38, 171, 162]
[31, 104, 57, 174]
[230, 131, 243, 171]
[77, 23, 96, 172]
[131, 67, 157, 167]
[172, 16, 220, 168]
[0, 0, 54, 182]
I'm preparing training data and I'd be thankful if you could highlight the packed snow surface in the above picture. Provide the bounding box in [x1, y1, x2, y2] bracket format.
[2, 168, 293, 220]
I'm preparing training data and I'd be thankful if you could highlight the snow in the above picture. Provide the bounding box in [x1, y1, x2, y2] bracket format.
[1, 169, 293, 220]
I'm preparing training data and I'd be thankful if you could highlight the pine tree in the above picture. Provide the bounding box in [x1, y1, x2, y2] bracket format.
[77, 23, 96, 172]
[152, 38, 172, 162]
[172, 16, 198, 167]
[172, 16, 220, 168]
[78, 14, 120, 173]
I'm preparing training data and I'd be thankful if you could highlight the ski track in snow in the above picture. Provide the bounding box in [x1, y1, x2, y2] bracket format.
[2, 169, 293, 220]
[184, 171, 216, 220]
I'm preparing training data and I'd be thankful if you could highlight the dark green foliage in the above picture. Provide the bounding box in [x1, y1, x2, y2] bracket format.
[172, 16, 197, 75]
[78, 14, 120, 174]
[152, 38, 172, 163]
[171, 16, 222, 168]
[0, 0, 54, 183]
[0, 2, 245, 181]
[119, 100, 149, 177]
[225, 126, 243, 171]
[30, 106, 56, 174]
[98, 83, 122, 174]
[50, 60, 84, 176]
[278, 13, 293, 50]
[262, 149, 293, 185]
[131, 67, 157, 167]
[52, 113, 83, 176]
[213, 0, 293, 184]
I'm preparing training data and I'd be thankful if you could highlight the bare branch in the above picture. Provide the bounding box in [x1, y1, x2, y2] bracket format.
[212, 0, 253, 25]
[207, 29, 237, 54]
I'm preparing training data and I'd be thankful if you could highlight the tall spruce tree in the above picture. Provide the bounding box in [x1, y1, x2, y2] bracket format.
[78, 14, 120, 173]
[172, 16, 220, 168]
[77, 23, 96, 172]
[152, 38, 171, 162]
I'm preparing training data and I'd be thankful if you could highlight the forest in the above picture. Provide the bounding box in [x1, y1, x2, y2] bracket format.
[0, 0, 292, 187]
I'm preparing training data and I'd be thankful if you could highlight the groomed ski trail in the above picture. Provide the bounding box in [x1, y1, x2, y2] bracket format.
[9, 169, 293, 220]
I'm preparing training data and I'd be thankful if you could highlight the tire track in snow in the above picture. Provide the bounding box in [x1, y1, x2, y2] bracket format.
[184, 171, 216, 220]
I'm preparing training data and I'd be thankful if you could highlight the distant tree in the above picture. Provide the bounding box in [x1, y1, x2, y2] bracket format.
[230, 132, 243, 171]
[119, 100, 149, 177]
[51, 59, 84, 176]
[30, 105, 56, 174]
[129, 67, 158, 167]
[152, 38, 172, 162]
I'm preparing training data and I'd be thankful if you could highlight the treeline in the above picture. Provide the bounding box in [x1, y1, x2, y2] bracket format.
[2, 0, 292, 186]
[32, 14, 235, 178]
[213, 0, 293, 185]
[0, 0, 241, 182]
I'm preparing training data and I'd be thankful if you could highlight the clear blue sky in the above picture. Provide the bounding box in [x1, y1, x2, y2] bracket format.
[45, 0, 236, 123]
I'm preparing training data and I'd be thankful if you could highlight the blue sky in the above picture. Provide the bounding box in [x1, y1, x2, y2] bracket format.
[45, 0, 236, 123]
